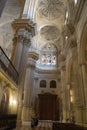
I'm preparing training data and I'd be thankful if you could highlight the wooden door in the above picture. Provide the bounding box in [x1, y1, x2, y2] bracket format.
[38, 93, 57, 120]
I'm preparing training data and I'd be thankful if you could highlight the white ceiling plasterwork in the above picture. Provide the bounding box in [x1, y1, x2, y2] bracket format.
[40, 25, 60, 42]
[32, 0, 67, 51]
[37, 0, 65, 20]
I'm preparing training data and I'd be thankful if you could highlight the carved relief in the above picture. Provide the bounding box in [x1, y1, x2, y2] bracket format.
[16, 29, 31, 46]
[62, 23, 75, 37]
[40, 25, 60, 41]
[37, 0, 64, 20]
[70, 40, 77, 49]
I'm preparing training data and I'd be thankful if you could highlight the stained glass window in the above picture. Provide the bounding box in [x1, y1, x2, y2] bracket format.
[40, 43, 57, 66]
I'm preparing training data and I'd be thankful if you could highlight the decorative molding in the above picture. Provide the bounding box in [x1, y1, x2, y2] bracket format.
[70, 40, 77, 49]
[12, 19, 35, 36]
[58, 54, 66, 62]
[28, 49, 39, 61]
[40, 25, 60, 41]
[74, 0, 85, 25]
[0, 70, 17, 90]
[62, 23, 75, 37]
[37, 0, 64, 20]
[35, 68, 60, 74]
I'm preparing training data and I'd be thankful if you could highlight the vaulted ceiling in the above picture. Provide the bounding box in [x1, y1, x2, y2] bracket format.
[0, 0, 21, 57]
[0, 0, 71, 58]
[31, 0, 67, 52]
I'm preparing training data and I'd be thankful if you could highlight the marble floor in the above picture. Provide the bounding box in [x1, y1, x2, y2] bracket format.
[14, 121, 52, 130]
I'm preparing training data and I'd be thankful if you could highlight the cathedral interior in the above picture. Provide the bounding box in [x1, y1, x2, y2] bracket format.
[0, 0, 87, 130]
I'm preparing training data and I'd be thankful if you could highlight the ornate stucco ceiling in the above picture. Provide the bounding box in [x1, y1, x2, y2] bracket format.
[34, 0, 67, 51]
[0, 0, 67, 57]
[37, 0, 65, 20]
[40, 25, 60, 41]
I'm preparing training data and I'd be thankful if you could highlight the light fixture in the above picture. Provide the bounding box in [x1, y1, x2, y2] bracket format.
[9, 96, 17, 106]
[13, 99, 17, 105]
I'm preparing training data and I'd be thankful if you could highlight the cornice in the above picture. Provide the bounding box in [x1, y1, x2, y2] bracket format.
[28, 51, 39, 61]
[12, 19, 35, 36]
[35, 67, 60, 74]
[0, 69, 17, 90]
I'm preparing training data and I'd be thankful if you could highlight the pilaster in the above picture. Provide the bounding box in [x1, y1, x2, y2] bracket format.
[22, 50, 38, 122]
[12, 19, 35, 126]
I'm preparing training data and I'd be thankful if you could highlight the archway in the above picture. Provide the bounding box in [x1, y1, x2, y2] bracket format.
[79, 23, 87, 106]
[38, 93, 59, 120]
[0, 88, 10, 114]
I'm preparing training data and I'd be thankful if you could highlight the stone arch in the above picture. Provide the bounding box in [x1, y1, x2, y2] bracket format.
[0, 87, 11, 114]
[78, 22, 87, 107]
[50, 80, 56, 88]
[78, 22, 87, 65]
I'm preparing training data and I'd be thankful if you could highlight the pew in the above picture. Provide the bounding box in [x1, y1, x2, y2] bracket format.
[52, 123, 86, 130]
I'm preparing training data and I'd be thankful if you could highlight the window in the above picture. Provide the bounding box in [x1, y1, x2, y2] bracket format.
[50, 80, 56, 88]
[40, 43, 57, 66]
[40, 80, 46, 88]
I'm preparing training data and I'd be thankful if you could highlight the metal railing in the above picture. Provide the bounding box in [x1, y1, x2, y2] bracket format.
[0, 46, 19, 84]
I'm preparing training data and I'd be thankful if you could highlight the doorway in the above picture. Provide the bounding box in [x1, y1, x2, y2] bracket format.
[38, 93, 58, 120]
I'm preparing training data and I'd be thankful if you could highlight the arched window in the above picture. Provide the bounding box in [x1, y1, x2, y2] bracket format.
[50, 80, 56, 88]
[40, 80, 46, 88]
[40, 43, 57, 66]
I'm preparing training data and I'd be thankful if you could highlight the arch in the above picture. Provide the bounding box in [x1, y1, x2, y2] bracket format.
[38, 43, 58, 66]
[40, 80, 46, 88]
[50, 80, 56, 88]
[0, 87, 10, 114]
[78, 22, 87, 65]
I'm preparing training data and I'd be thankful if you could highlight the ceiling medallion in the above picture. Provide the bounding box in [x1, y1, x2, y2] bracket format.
[38, 0, 64, 20]
[40, 25, 60, 41]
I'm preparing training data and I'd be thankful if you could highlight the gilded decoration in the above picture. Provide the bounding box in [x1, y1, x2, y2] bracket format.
[37, 0, 64, 20]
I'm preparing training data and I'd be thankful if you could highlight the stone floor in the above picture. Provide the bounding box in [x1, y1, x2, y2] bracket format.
[14, 120, 52, 130]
